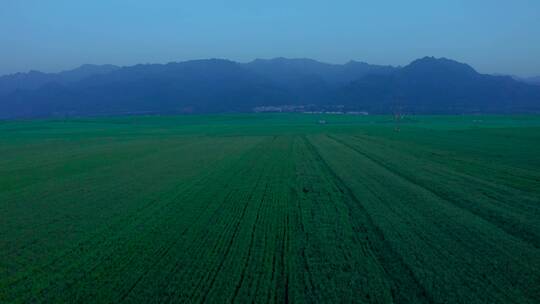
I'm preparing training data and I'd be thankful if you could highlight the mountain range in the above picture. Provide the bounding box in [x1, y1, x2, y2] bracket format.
[1, 57, 539, 118]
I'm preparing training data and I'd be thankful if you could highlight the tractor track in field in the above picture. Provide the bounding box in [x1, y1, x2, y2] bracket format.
[302, 136, 433, 304]
[196, 139, 279, 302]
[291, 141, 318, 301]
[3, 188, 173, 291]
[175, 186, 256, 300]
[85, 173, 241, 302]
[169, 189, 240, 300]
[351, 134, 540, 205]
[349, 133, 540, 208]
[280, 214, 290, 304]
[323, 134, 540, 303]
[88, 162, 250, 300]
[1, 140, 247, 291]
[330, 134, 540, 249]
[117, 190, 237, 302]
[147, 172, 259, 298]
[26, 140, 264, 298]
[351, 133, 540, 191]
[290, 192, 317, 301]
[114, 138, 273, 302]
[159, 189, 252, 296]
[352, 135, 540, 211]
[230, 177, 270, 303]
[198, 175, 266, 303]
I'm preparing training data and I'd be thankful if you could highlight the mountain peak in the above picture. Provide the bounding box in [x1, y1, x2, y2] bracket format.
[403, 56, 478, 78]
[66, 64, 119, 75]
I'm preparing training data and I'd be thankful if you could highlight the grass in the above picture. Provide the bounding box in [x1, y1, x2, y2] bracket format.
[1, 114, 539, 303]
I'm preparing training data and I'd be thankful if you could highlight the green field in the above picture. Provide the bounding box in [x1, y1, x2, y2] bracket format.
[1, 114, 540, 303]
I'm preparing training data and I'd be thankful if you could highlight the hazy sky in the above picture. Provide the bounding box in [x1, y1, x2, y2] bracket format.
[1, 0, 539, 76]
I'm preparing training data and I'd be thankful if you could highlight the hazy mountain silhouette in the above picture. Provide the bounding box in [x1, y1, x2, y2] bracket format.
[0, 60, 290, 117]
[0, 64, 119, 95]
[1, 57, 539, 118]
[244, 57, 395, 85]
[242, 58, 396, 105]
[339, 57, 540, 113]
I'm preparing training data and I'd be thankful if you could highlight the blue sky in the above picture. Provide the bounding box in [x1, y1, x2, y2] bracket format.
[1, 0, 539, 76]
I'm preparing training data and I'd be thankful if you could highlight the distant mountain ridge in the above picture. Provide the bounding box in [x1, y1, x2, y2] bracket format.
[340, 57, 540, 113]
[1, 57, 539, 118]
[0, 64, 119, 95]
[244, 57, 395, 85]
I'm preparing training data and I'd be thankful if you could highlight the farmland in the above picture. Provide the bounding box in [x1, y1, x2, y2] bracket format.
[1, 114, 540, 303]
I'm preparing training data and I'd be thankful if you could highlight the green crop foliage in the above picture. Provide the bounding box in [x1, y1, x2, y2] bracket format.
[1, 114, 539, 303]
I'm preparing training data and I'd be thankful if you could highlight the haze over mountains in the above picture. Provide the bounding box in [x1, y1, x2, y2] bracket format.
[1, 57, 539, 118]
[0, 64, 119, 96]
[520, 76, 540, 86]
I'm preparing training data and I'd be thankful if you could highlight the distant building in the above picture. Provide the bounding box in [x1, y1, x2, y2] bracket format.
[253, 105, 307, 113]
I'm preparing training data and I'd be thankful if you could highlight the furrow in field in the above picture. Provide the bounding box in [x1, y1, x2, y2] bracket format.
[0, 136, 248, 264]
[332, 133, 540, 248]
[117, 186, 242, 302]
[311, 134, 540, 303]
[288, 185, 316, 302]
[86, 137, 273, 302]
[301, 136, 432, 304]
[229, 174, 270, 303]
[350, 132, 540, 202]
[56, 172, 243, 302]
[277, 136, 391, 302]
[117, 140, 274, 302]
[197, 179, 267, 303]
[120, 136, 289, 303]
[195, 135, 293, 303]
[281, 214, 290, 304]
[349, 131, 540, 195]
[180, 165, 268, 301]
[118, 186, 240, 303]
[1, 136, 265, 303]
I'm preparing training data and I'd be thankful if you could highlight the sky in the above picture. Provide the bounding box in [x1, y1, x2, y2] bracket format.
[1, 0, 539, 77]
